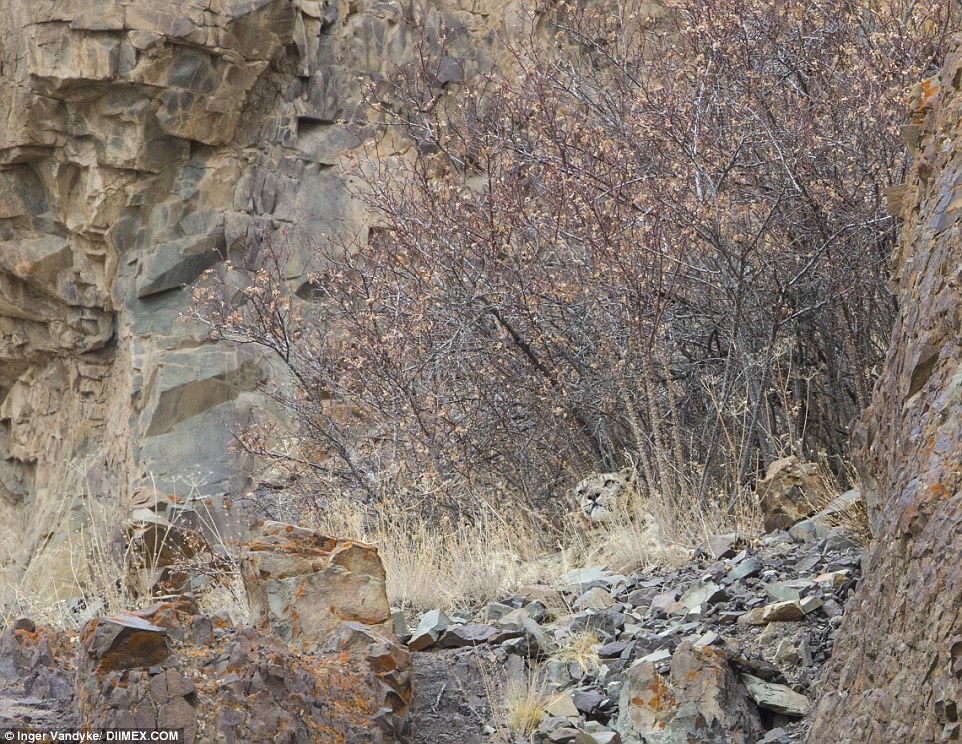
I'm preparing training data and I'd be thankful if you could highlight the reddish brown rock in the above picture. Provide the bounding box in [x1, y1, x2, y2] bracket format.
[242, 521, 395, 647]
[808, 44, 962, 743]
[617, 639, 762, 743]
[63, 524, 412, 743]
[74, 596, 412, 743]
[755, 456, 820, 532]
[77, 614, 170, 674]
[75, 601, 199, 738]
[241, 522, 412, 739]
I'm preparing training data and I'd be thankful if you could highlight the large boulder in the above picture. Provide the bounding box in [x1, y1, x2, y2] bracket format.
[241, 521, 412, 737]
[617, 639, 762, 743]
[241, 521, 395, 645]
[808, 46, 962, 742]
[755, 457, 820, 532]
[74, 591, 412, 742]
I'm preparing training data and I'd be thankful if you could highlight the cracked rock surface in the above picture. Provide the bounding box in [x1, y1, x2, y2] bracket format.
[0, 0, 508, 607]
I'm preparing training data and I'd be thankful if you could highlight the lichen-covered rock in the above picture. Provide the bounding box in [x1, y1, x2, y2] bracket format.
[77, 614, 171, 675]
[808, 44, 962, 743]
[617, 639, 762, 744]
[241, 522, 413, 738]
[755, 457, 820, 532]
[74, 596, 412, 743]
[0, 620, 75, 729]
[242, 521, 395, 645]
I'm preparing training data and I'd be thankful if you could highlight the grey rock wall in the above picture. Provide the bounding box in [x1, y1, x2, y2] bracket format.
[808, 41, 962, 743]
[0, 0, 509, 603]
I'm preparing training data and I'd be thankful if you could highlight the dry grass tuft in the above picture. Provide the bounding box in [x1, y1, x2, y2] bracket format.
[196, 573, 251, 625]
[1, 474, 249, 630]
[503, 672, 551, 738]
[574, 516, 685, 576]
[807, 475, 872, 548]
[305, 468, 738, 612]
[562, 467, 759, 577]
[552, 629, 601, 676]
[802, 459, 872, 547]
[0, 490, 135, 629]
[825, 497, 871, 547]
[2, 452, 769, 632]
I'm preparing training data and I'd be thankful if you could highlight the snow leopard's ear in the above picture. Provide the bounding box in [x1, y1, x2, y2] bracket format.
[618, 466, 636, 485]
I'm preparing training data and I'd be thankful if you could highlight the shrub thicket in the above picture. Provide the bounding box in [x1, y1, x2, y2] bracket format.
[194, 0, 951, 526]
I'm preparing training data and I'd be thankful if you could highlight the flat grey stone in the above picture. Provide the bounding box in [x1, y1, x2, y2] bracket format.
[575, 729, 621, 744]
[741, 673, 811, 717]
[695, 533, 739, 559]
[724, 556, 763, 584]
[789, 518, 830, 543]
[408, 609, 451, 651]
[481, 602, 514, 622]
[435, 623, 499, 648]
[637, 648, 671, 664]
[678, 580, 726, 610]
[556, 566, 609, 591]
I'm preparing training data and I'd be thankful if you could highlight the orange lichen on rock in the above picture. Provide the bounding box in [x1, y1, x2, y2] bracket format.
[809, 46, 962, 744]
[910, 76, 941, 122]
[644, 673, 676, 712]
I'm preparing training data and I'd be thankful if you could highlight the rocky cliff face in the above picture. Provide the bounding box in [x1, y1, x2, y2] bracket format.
[808, 39, 962, 743]
[0, 0, 506, 602]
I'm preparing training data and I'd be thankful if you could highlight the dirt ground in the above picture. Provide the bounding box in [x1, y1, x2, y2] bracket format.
[411, 649, 501, 744]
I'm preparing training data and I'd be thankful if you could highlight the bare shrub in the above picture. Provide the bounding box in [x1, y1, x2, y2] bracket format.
[192, 0, 951, 535]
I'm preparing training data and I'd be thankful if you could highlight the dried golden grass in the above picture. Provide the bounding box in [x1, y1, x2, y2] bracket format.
[0, 487, 132, 629]
[308, 473, 702, 614]
[309, 495, 559, 612]
[298, 441, 774, 612]
[801, 460, 872, 547]
[195, 572, 250, 625]
[824, 497, 871, 547]
[1, 474, 249, 629]
[502, 671, 551, 738]
[552, 629, 601, 676]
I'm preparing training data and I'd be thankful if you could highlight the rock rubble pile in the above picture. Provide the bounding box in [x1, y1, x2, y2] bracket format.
[408, 519, 862, 744]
